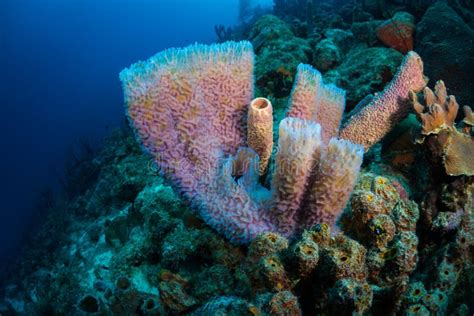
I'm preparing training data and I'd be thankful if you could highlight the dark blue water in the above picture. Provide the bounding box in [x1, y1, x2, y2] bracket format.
[1, 0, 270, 262]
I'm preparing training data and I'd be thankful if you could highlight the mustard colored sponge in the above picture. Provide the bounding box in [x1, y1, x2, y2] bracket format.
[339, 51, 427, 150]
[247, 97, 273, 175]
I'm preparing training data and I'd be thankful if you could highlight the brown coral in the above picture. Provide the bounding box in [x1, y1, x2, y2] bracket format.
[411, 81, 474, 176]
[443, 131, 474, 176]
[158, 270, 197, 313]
[410, 80, 458, 136]
[462, 105, 474, 127]
[460, 105, 474, 134]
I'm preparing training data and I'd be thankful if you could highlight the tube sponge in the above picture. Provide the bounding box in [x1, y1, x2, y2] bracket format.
[303, 139, 364, 228]
[283, 63, 364, 230]
[121, 41, 271, 243]
[247, 97, 273, 175]
[120, 41, 255, 190]
[271, 117, 323, 236]
[339, 51, 427, 150]
[287, 64, 346, 144]
[199, 148, 273, 243]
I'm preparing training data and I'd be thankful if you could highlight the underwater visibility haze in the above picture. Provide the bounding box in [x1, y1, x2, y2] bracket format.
[1, 0, 248, 260]
[1, 0, 474, 314]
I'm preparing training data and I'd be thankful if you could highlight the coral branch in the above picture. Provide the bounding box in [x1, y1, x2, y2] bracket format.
[461, 105, 474, 134]
[410, 80, 458, 135]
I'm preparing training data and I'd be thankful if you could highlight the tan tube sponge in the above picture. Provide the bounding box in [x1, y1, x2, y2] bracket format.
[247, 97, 274, 175]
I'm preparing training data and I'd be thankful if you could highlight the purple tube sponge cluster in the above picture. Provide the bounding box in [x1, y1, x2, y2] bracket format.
[120, 41, 422, 243]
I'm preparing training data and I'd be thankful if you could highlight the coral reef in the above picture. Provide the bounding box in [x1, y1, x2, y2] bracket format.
[313, 28, 354, 72]
[0, 117, 472, 315]
[324, 46, 403, 109]
[351, 19, 383, 46]
[1, 2, 474, 315]
[274, 0, 353, 35]
[249, 15, 312, 97]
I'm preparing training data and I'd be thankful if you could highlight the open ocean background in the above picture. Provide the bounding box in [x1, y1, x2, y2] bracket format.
[1, 0, 271, 262]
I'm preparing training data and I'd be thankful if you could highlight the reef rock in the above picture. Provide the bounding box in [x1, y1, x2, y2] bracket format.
[416, 1, 474, 105]
[351, 20, 383, 46]
[313, 28, 354, 72]
[248, 15, 294, 53]
[249, 15, 312, 97]
[324, 46, 404, 108]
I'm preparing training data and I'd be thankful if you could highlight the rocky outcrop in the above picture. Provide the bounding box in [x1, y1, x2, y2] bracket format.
[416, 1, 474, 105]
[324, 46, 403, 108]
